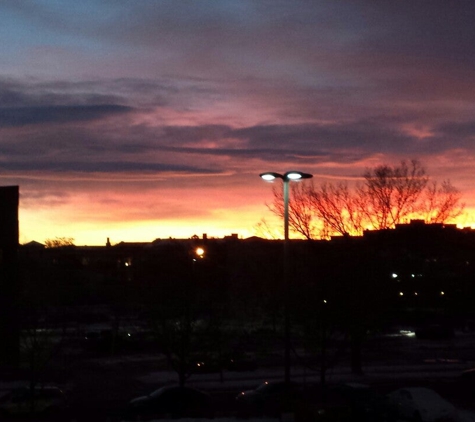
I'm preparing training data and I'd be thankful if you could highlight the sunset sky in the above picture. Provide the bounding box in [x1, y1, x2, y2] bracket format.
[1, 1, 475, 245]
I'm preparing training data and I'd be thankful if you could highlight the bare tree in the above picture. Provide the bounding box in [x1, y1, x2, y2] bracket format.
[269, 181, 316, 239]
[422, 180, 465, 223]
[265, 159, 464, 239]
[253, 218, 280, 239]
[44, 237, 75, 248]
[310, 182, 365, 236]
[20, 323, 65, 395]
[358, 160, 428, 229]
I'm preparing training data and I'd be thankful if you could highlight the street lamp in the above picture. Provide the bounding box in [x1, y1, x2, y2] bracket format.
[260, 171, 313, 385]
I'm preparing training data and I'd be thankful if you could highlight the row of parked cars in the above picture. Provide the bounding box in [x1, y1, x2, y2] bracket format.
[124, 381, 465, 421]
[0, 379, 467, 421]
[235, 381, 462, 422]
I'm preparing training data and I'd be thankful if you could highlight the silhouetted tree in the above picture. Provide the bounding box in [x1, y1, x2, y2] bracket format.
[422, 180, 465, 223]
[310, 182, 364, 236]
[270, 182, 315, 239]
[358, 159, 428, 230]
[267, 159, 464, 238]
[141, 245, 232, 387]
[20, 319, 66, 399]
[44, 237, 75, 248]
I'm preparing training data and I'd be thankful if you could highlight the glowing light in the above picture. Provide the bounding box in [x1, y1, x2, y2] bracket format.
[261, 173, 277, 181]
[286, 172, 304, 180]
[196, 247, 205, 258]
[386, 330, 416, 338]
[260, 171, 312, 183]
[399, 292, 404, 296]
[440, 291, 445, 296]
[391, 273, 398, 279]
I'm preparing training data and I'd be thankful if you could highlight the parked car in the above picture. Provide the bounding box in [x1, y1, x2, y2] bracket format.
[456, 368, 475, 403]
[236, 380, 302, 416]
[0, 385, 68, 420]
[318, 383, 397, 422]
[124, 385, 213, 420]
[387, 387, 459, 422]
[415, 324, 454, 340]
[460, 367, 475, 384]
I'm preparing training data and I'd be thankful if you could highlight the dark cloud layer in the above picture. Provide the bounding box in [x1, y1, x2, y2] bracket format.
[1, 69, 473, 174]
[2, 114, 472, 175]
[0, 104, 132, 127]
[0, 159, 218, 175]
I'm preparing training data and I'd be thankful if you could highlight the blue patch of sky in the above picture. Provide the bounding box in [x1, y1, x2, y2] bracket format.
[0, 1, 131, 59]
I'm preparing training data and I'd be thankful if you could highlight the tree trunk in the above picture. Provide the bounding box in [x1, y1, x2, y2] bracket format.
[350, 333, 363, 374]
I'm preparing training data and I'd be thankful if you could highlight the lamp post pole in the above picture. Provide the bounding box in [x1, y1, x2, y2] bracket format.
[283, 177, 291, 385]
[260, 171, 313, 385]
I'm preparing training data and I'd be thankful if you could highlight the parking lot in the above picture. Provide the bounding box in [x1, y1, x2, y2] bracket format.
[3, 326, 475, 420]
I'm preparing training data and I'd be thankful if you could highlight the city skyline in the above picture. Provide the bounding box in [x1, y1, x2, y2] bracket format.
[1, 1, 475, 245]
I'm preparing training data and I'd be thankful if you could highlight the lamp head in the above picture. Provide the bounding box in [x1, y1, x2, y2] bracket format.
[260, 171, 313, 182]
[260, 172, 283, 181]
[284, 171, 313, 181]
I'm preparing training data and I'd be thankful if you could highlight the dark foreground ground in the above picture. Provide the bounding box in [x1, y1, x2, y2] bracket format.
[3, 328, 475, 420]
[65, 330, 475, 419]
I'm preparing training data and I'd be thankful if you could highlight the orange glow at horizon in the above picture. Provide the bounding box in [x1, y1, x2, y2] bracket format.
[18, 186, 475, 246]
[15, 161, 475, 246]
[18, 189, 271, 246]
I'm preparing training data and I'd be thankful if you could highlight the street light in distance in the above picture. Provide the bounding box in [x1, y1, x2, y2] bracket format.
[195, 247, 205, 259]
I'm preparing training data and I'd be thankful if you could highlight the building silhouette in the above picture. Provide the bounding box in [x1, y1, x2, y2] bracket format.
[0, 186, 20, 369]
